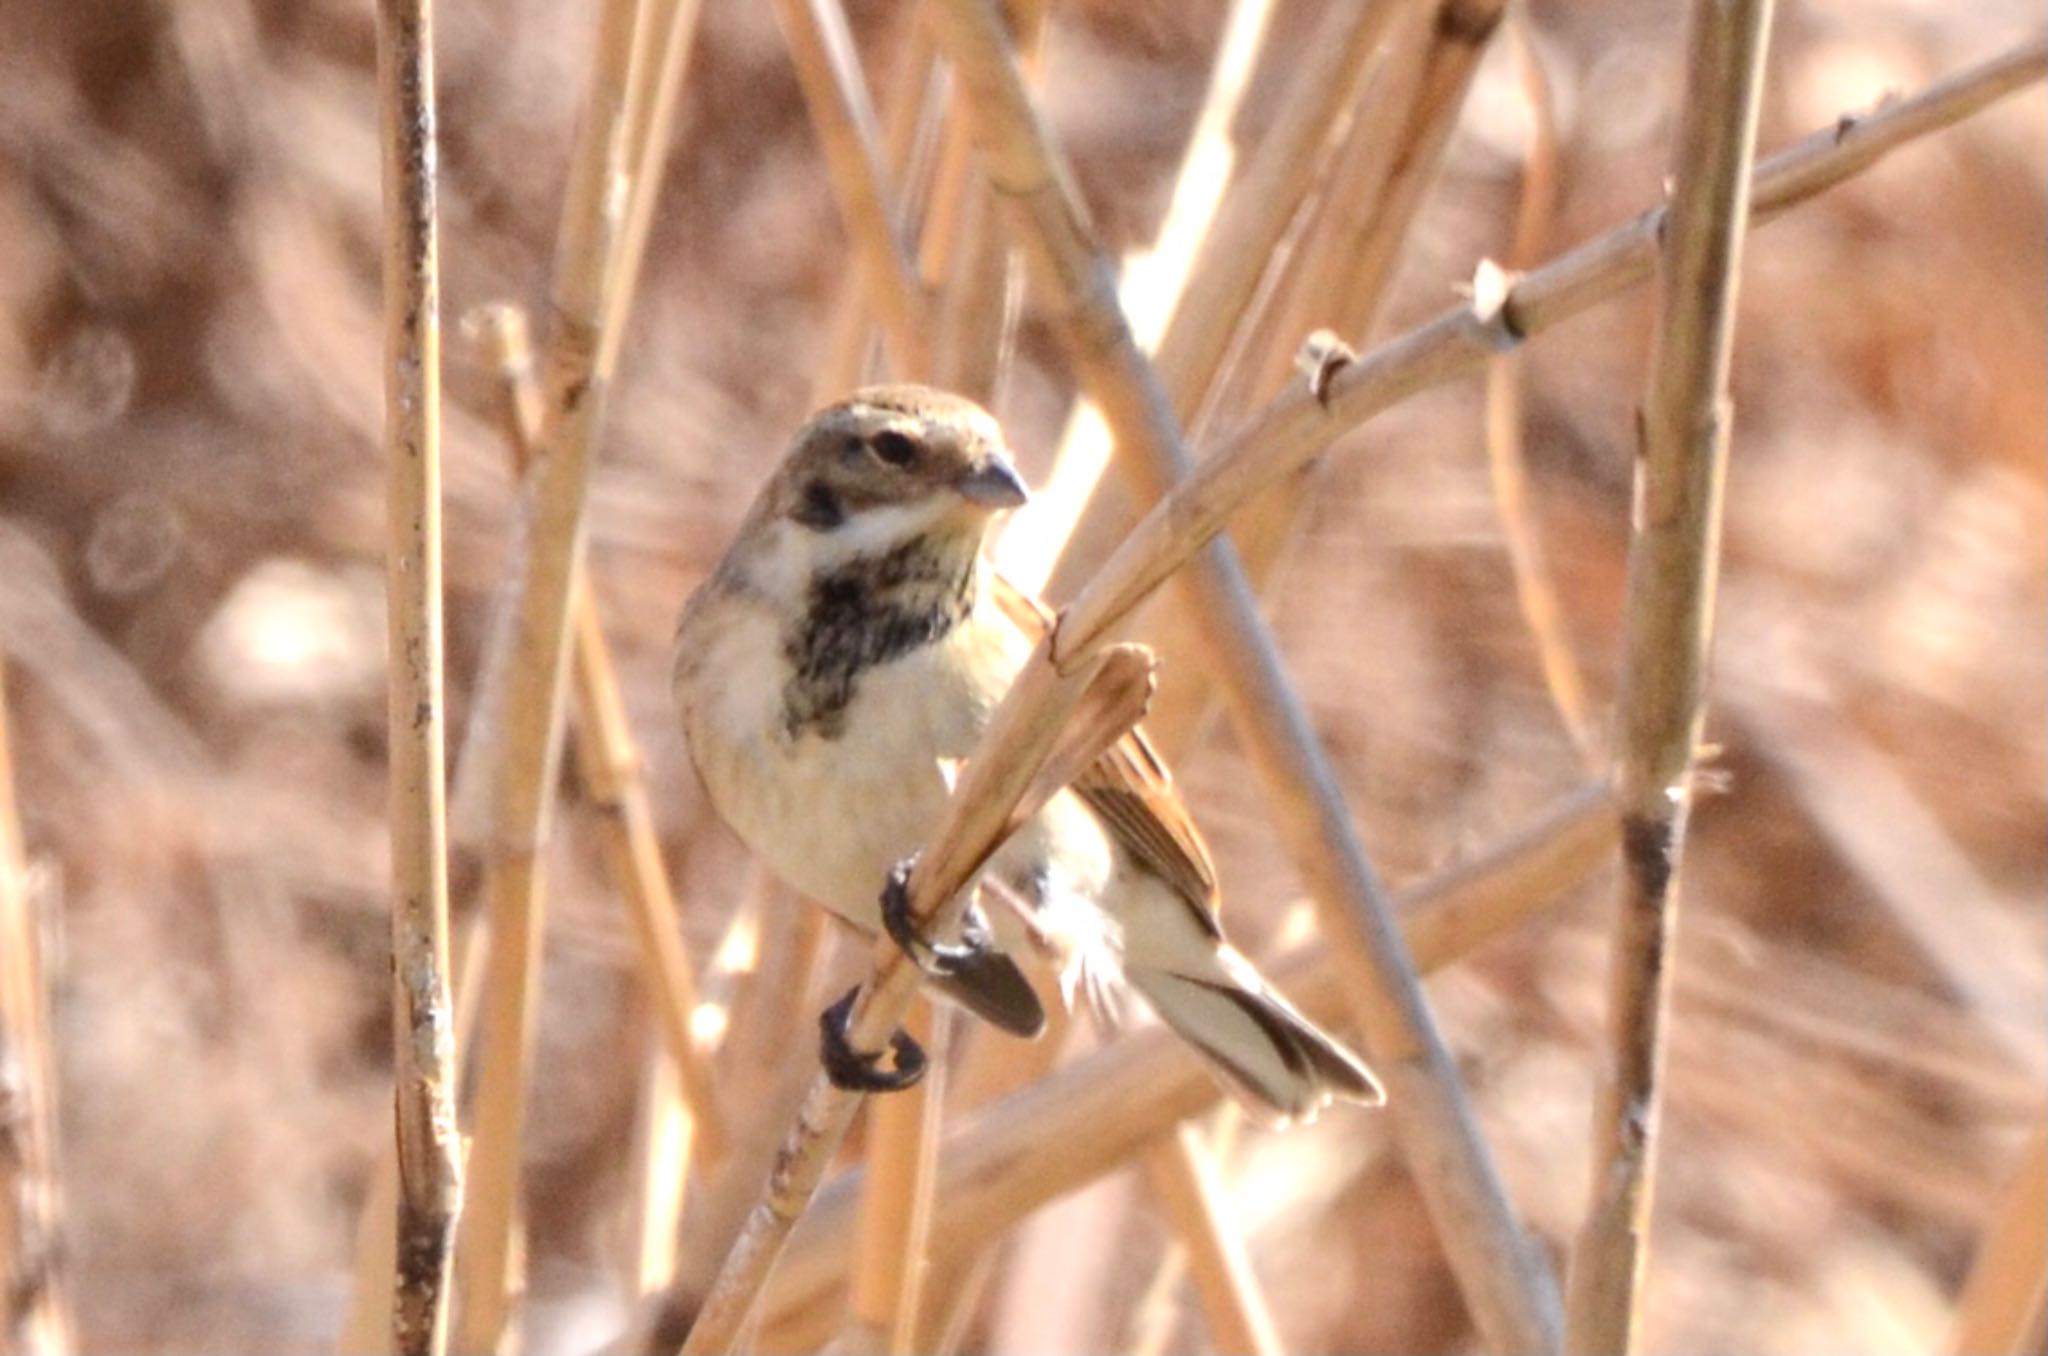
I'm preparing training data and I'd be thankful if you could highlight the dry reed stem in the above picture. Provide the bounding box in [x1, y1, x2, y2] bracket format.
[675, 646, 1156, 1355]
[1562, 0, 1776, 1349]
[757, 785, 1617, 1345]
[1051, 35, 2048, 662]
[771, 0, 931, 378]
[1481, 12, 1593, 765]
[924, 2, 1562, 1348]
[0, 660, 69, 1356]
[374, 0, 462, 1348]
[471, 303, 731, 1162]
[1141, 1126, 1283, 1356]
[1950, 1114, 2048, 1356]
[340, 905, 491, 1354]
[450, 0, 652, 1345]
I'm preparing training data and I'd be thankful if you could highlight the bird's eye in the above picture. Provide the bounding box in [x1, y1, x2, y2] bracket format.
[869, 429, 918, 468]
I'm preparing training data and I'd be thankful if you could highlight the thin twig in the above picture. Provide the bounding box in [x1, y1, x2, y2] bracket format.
[1949, 1114, 2048, 1356]
[757, 785, 1618, 1347]
[1562, 0, 1777, 1349]
[375, 0, 462, 1347]
[450, 0, 657, 1346]
[924, 2, 1562, 1348]
[0, 660, 69, 1356]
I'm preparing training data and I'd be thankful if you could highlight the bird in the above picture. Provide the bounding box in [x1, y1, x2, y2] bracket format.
[673, 383, 1383, 1122]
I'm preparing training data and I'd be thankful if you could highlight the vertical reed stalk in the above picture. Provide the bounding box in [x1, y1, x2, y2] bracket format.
[1141, 1125, 1282, 1356]
[1563, 1, 1777, 1349]
[0, 660, 69, 1356]
[451, 0, 666, 1345]
[375, 0, 461, 1348]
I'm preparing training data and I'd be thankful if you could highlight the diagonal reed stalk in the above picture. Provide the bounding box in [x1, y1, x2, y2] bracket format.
[757, 785, 1618, 1348]
[1561, 0, 1777, 1349]
[374, 0, 462, 1349]
[451, 0, 688, 1345]
[0, 660, 69, 1356]
[922, 1, 1563, 1348]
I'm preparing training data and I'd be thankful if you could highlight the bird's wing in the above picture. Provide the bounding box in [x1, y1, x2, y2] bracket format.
[987, 570, 1223, 940]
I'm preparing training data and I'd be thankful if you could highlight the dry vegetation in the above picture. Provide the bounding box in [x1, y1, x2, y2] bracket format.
[0, 0, 2043, 1353]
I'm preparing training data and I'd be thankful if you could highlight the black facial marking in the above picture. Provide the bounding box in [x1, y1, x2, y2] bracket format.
[792, 480, 845, 531]
[781, 537, 976, 740]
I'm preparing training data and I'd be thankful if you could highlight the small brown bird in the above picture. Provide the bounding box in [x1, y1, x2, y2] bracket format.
[674, 384, 1382, 1121]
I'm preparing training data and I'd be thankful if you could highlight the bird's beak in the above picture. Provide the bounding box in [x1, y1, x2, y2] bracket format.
[955, 455, 1030, 510]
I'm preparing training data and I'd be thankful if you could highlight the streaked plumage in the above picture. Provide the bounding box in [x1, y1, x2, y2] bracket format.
[674, 385, 1382, 1121]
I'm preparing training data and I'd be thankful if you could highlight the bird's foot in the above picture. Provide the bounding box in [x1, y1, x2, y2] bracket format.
[879, 856, 993, 980]
[818, 985, 927, 1092]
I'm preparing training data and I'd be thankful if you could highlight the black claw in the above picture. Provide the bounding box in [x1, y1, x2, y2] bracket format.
[818, 985, 927, 1092]
[880, 857, 992, 979]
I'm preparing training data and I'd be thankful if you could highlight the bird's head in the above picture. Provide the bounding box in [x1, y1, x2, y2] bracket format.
[764, 385, 1029, 561]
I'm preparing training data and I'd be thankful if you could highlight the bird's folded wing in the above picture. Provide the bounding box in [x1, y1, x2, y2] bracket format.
[987, 570, 1223, 940]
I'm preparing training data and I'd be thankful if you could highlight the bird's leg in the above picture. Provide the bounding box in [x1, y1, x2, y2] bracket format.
[879, 855, 994, 979]
[817, 984, 927, 1092]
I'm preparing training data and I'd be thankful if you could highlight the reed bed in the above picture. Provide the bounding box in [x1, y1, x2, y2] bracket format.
[0, 1, 2041, 1353]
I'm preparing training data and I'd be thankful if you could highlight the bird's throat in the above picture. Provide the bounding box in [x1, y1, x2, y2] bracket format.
[779, 533, 980, 741]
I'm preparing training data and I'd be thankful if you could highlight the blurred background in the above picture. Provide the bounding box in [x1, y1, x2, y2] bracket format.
[0, 0, 2041, 1351]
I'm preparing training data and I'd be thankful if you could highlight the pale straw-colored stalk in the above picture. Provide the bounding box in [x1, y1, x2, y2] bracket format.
[450, 0, 674, 1344]
[1562, 0, 1777, 1348]
[1949, 1114, 2048, 1356]
[374, 0, 462, 1347]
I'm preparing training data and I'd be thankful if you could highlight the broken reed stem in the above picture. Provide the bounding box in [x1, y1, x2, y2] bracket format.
[1949, 1114, 2048, 1356]
[1562, 0, 1777, 1350]
[924, 2, 1563, 1349]
[0, 660, 69, 1356]
[771, 0, 931, 378]
[1052, 35, 2048, 662]
[757, 785, 1617, 1346]
[451, 0, 659, 1346]
[1482, 11, 1593, 765]
[374, 0, 462, 1349]
[470, 303, 729, 1164]
[1141, 1126, 1283, 1356]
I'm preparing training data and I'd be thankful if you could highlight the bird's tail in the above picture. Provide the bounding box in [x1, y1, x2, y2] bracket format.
[1120, 881, 1383, 1123]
